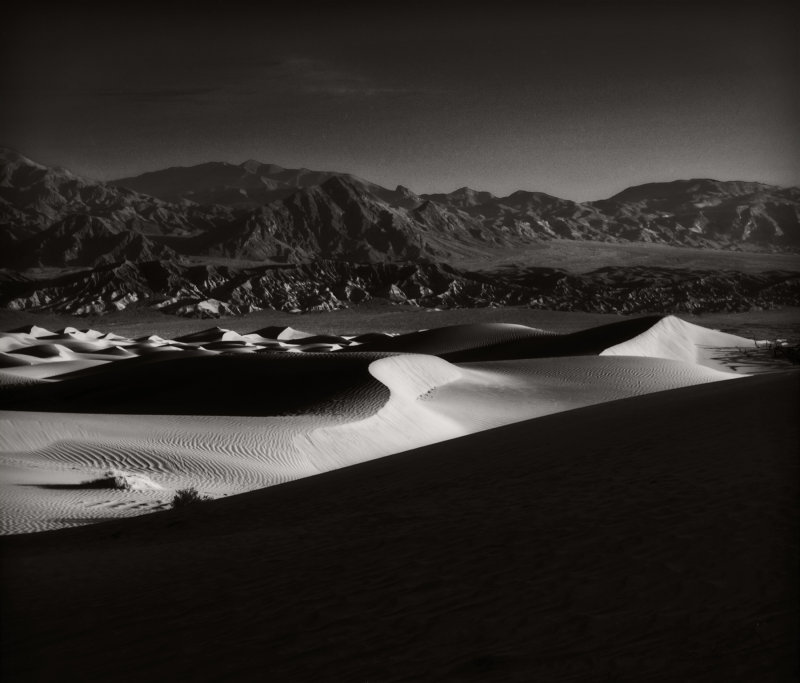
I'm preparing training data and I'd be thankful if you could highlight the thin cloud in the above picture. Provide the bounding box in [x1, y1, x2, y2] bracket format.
[266, 57, 424, 98]
[1, 84, 221, 104]
[94, 87, 220, 103]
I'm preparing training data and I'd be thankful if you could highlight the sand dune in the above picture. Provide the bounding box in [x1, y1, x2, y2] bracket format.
[0, 411, 332, 533]
[437, 315, 666, 362]
[0, 315, 790, 534]
[9, 342, 77, 360]
[0, 359, 111, 380]
[174, 326, 251, 344]
[92, 346, 138, 357]
[1, 371, 796, 681]
[300, 352, 739, 471]
[0, 334, 38, 353]
[0, 352, 391, 415]
[424, 355, 737, 431]
[601, 315, 756, 371]
[7, 324, 57, 338]
[0, 352, 33, 368]
[349, 322, 550, 355]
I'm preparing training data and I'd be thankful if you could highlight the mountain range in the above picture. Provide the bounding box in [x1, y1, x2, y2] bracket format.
[2, 148, 799, 317]
[2, 148, 799, 269]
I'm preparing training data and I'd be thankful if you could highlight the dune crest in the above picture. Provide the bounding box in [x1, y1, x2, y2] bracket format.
[350, 322, 549, 355]
[600, 315, 756, 370]
[368, 353, 464, 399]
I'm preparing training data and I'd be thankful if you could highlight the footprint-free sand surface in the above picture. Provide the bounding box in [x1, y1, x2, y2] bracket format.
[0, 314, 797, 681]
[0, 316, 762, 534]
[1, 368, 796, 682]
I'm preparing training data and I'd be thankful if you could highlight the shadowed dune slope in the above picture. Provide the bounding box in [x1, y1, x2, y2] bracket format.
[0, 353, 32, 368]
[0, 352, 391, 416]
[2, 372, 797, 682]
[440, 315, 664, 362]
[348, 316, 662, 361]
[346, 322, 553, 355]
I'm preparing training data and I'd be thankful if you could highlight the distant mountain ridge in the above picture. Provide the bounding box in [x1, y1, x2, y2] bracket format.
[1, 147, 799, 269]
[0, 149, 234, 239]
[111, 159, 362, 208]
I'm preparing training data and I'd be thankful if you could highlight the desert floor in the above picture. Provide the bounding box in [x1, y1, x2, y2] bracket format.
[0, 308, 797, 681]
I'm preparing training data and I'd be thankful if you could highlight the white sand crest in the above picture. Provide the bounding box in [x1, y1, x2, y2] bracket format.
[600, 315, 756, 371]
[276, 327, 314, 341]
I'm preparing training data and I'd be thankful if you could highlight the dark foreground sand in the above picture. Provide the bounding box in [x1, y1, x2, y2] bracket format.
[1, 370, 797, 682]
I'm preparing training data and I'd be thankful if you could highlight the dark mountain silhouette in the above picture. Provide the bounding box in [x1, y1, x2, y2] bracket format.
[190, 175, 437, 262]
[0, 148, 232, 244]
[423, 186, 497, 209]
[607, 179, 775, 204]
[424, 181, 800, 247]
[112, 159, 387, 208]
[2, 148, 799, 273]
[593, 179, 800, 245]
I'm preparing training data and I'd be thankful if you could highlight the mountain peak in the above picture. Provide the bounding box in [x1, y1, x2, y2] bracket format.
[422, 186, 496, 208]
[239, 159, 264, 174]
[395, 185, 418, 198]
[238, 159, 289, 176]
[0, 147, 44, 169]
[319, 174, 373, 198]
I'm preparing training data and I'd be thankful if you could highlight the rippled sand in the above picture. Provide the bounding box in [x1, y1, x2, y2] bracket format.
[0, 316, 778, 534]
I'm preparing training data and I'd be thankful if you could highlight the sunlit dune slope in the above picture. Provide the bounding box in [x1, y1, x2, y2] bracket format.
[601, 314, 757, 369]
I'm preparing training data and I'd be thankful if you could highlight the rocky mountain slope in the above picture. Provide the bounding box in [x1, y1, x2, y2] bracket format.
[115, 159, 800, 253]
[596, 179, 800, 245]
[0, 149, 233, 245]
[8, 216, 179, 268]
[2, 259, 797, 317]
[2, 148, 799, 270]
[188, 176, 434, 263]
[426, 181, 800, 248]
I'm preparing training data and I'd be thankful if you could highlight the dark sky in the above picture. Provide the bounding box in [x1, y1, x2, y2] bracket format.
[2, 1, 798, 200]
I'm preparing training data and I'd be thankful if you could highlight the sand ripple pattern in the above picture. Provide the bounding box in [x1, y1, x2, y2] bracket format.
[0, 317, 760, 534]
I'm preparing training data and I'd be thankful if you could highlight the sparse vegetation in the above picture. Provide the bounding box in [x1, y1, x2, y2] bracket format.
[76, 469, 162, 492]
[80, 470, 134, 490]
[171, 487, 211, 508]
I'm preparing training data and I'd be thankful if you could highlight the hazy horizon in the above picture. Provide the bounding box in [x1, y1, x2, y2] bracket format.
[2, 0, 798, 202]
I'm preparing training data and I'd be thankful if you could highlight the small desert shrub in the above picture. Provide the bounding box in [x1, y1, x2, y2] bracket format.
[171, 487, 211, 508]
[81, 470, 133, 490]
[78, 469, 162, 492]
